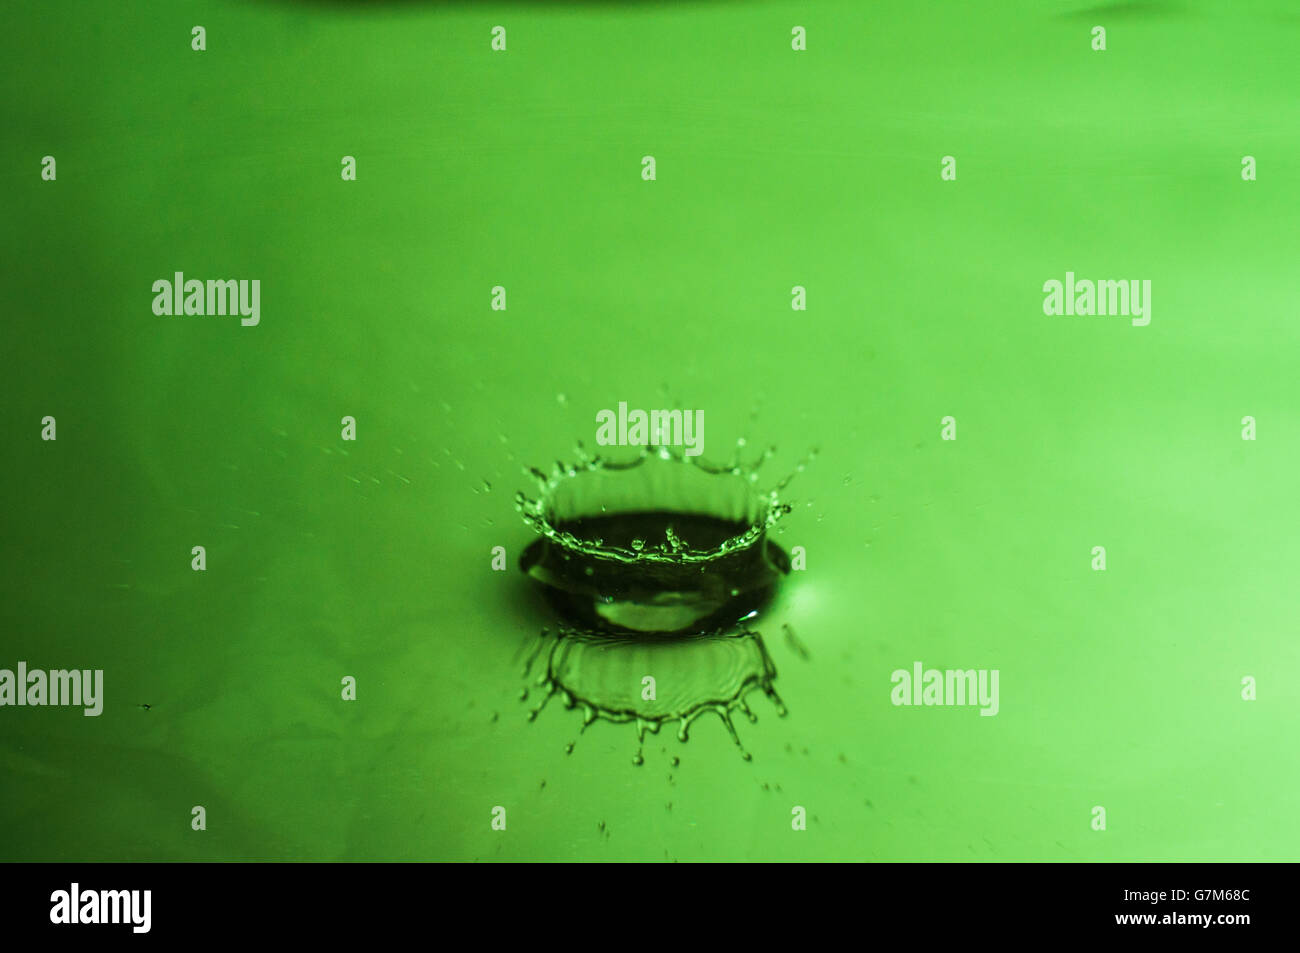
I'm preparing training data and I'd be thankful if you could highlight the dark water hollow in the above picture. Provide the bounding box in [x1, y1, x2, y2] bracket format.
[521, 511, 789, 634]
[517, 450, 791, 636]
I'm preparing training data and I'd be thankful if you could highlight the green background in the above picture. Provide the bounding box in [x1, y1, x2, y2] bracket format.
[2, 0, 1297, 861]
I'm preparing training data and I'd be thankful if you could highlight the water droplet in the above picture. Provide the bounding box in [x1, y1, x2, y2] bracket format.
[517, 448, 793, 634]
[516, 442, 806, 758]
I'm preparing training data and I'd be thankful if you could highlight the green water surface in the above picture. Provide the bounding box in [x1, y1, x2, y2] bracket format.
[2, 0, 1298, 861]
